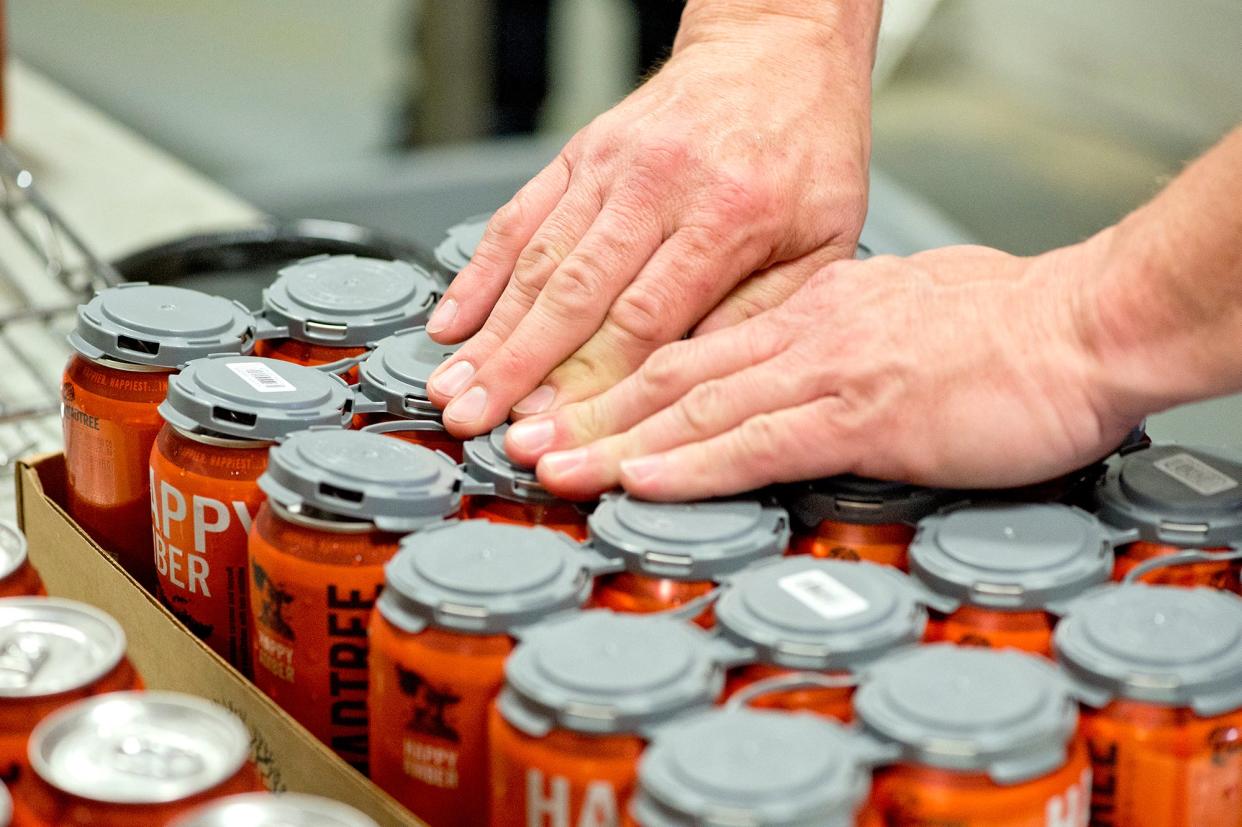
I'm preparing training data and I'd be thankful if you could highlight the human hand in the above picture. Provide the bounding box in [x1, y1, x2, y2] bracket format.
[423, 4, 877, 435]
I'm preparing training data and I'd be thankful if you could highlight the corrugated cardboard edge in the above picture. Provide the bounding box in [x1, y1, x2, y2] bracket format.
[16, 453, 424, 827]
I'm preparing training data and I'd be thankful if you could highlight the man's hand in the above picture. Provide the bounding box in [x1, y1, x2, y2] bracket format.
[423, 1, 879, 436]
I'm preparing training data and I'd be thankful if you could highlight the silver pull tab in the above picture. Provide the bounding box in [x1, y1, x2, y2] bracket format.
[108, 736, 206, 780]
[724, 670, 858, 711]
[0, 633, 51, 690]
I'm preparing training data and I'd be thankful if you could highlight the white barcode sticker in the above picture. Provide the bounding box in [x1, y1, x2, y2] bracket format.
[778, 569, 870, 621]
[225, 362, 297, 394]
[1153, 452, 1238, 496]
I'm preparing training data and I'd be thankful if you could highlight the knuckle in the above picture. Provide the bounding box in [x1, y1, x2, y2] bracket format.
[676, 381, 727, 436]
[737, 413, 790, 467]
[637, 343, 688, 392]
[488, 200, 526, 241]
[710, 168, 773, 222]
[634, 135, 691, 175]
[543, 256, 606, 315]
[608, 289, 673, 347]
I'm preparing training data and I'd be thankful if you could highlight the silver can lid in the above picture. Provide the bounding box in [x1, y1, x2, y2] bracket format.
[715, 558, 942, 672]
[434, 215, 489, 275]
[159, 356, 353, 440]
[0, 782, 9, 827]
[1095, 444, 1242, 546]
[463, 424, 556, 503]
[0, 597, 127, 697]
[0, 522, 29, 583]
[499, 611, 726, 736]
[69, 283, 255, 369]
[908, 503, 1116, 612]
[854, 644, 1078, 784]
[588, 493, 789, 581]
[1054, 584, 1242, 715]
[632, 709, 874, 827]
[29, 691, 250, 804]
[356, 327, 459, 418]
[261, 255, 437, 347]
[380, 520, 617, 634]
[170, 793, 379, 827]
[780, 475, 954, 529]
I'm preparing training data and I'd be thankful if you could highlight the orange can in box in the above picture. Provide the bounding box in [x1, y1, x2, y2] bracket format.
[1055, 584, 1242, 827]
[63, 284, 255, 588]
[370, 520, 617, 826]
[0, 524, 42, 598]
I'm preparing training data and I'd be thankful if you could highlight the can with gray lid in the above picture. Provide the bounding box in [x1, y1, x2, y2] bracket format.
[170, 793, 379, 827]
[0, 522, 41, 597]
[632, 708, 885, 827]
[463, 425, 588, 538]
[434, 214, 489, 276]
[0, 597, 133, 699]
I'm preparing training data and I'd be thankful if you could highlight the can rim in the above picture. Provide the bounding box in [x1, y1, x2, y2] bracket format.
[0, 596, 127, 698]
[269, 498, 379, 535]
[75, 352, 177, 374]
[0, 522, 29, 583]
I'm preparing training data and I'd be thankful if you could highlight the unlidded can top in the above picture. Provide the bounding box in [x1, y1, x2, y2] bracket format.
[356, 327, 460, 419]
[464, 424, 558, 504]
[170, 793, 379, 827]
[854, 644, 1079, 783]
[781, 475, 953, 529]
[1095, 444, 1242, 547]
[29, 692, 250, 804]
[259, 255, 438, 347]
[69, 283, 256, 369]
[588, 494, 788, 581]
[159, 355, 353, 441]
[0, 597, 126, 697]
[434, 215, 489, 276]
[1054, 584, 1242, 715]
[259, 428, 461, 531]
[380, 520, 619, 635]
[0, 522, 29, 583]
[632, 708, 878, 827]
[715, 558, 949, 673]
[908, 503, 1120, 612]
[0, 782, 10, 827]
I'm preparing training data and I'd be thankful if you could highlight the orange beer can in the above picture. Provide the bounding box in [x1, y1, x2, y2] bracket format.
[489, 611, 735, 826]
[355, 327, 464, 461]
[1054, 584, 1242, 827]
[170, 792, 379, 827]
[0, 523, 43, 598]
[249, 428, 462, 775]
[0, 597, 141, 791]
[464, 425, 589, 539]
[254, 254, 438, 382]
[369, 520, 618, 825]
[11, 692, 263, 827]
[63, 284, 255, 588]
[588, 493, 789, 626]
[1095, 444, 1242, 592]
[780, 476, 953, 570]
[434, 214, 489, 279]
[150, 356, 353, 674]
[715, 557, 949, 722]
[910, 503, 1122, 657]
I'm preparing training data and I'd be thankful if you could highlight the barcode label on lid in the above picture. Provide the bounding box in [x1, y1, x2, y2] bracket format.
[225, 362, 296, 393]
[778, 569, 869, 620]
[1153, 453, 1238, 496]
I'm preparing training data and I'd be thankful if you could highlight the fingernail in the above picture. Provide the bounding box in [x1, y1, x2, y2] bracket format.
[540, 447, 588, 478]
[426, 298, 457, 334]
[620, 454, 665, 485]
[507, 418, 556, 454]
[444, 386, 488, 422]
[512, 384, 556, 415]
[431, 360, 474, 397]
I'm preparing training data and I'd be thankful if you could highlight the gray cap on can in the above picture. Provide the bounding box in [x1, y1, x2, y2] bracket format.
[434, 214, 490, 275]
[30, 691, 250, 804]
[1095, 444, 1242, 546]
[1054, 584, 1242, 716]
[170, 793, 380, 827]
[632, 709, 876, 827]
[463, 424, 558, 503]
[498, 611, 731, 737]
[0, 522, 28, 582]
[379, 520, 620, 635]
[260, 255, 437, 346]
[854, 644, 1078, 784]
[259, 429, 461, 531]
[781, 476, 954, 530]
[0, 597, 127, 697]
[159, 356, 353, 440]
[908, 503, 1118, 613]
[588, 493, 789, 581]
[69, 283, 255, 369]
[356, 327, 459, 418]
[715, 558, 946, 673]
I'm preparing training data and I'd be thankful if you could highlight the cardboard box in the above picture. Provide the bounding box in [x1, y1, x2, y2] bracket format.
[15, 452, 426, 827]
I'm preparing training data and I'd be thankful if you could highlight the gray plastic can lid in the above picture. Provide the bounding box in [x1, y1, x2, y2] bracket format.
[1053, 584, 1242, 716]
[159, 356, 353, 440]
[169, 793, 380, 827]
[853, 644, 1078, 783]
[499, 611, 723, 736]
[69, 283, 255, 369]
[1095, 444, 1242, 546]
[262, 255, 437, 346]
[588, 493, 789, 581]
[259, 429, 461, 531]
[715, 557, 931, 672]
[380, 520, 608, 634]
[357, 327, 459, 416]
[434, 214, 490, 274]
[0, 597, 127, 697]
[463, 424, 557, 503]
[29, 691, 250, 804]
[0, 522, 28, 583]
[632, 708, 872, 827]
[909, 503, 1115, 611]
[781, 475, 954, 529]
